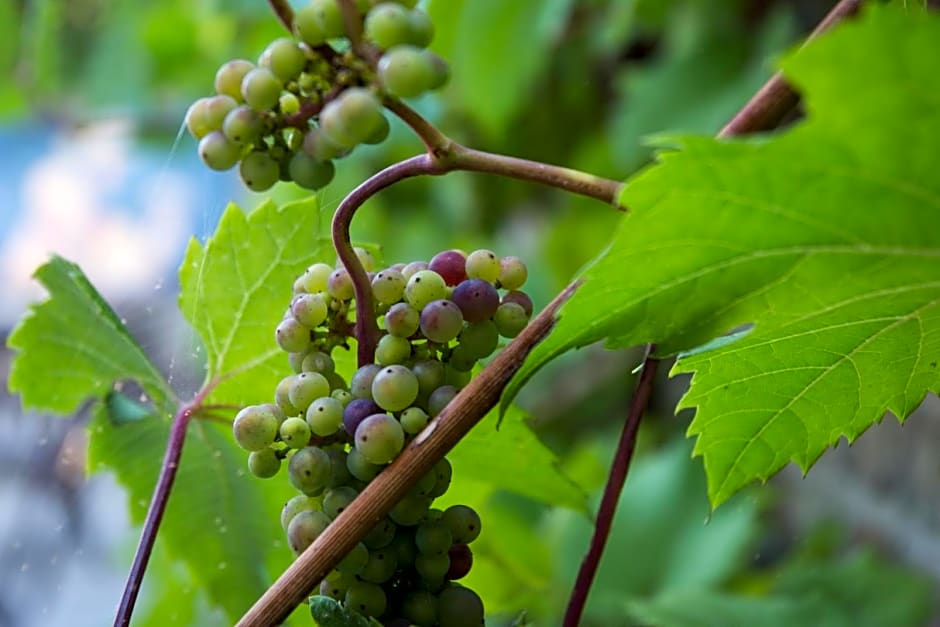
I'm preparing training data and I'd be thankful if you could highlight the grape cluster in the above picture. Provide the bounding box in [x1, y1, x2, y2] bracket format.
[232, 248, 533, 625]
[185, 0, 448, 192]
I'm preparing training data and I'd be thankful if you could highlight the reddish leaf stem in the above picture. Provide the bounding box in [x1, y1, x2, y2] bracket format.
[267, 0, 294, 33]
[113, 382, 218, 627]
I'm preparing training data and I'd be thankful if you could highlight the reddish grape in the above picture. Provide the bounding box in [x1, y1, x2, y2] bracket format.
[428, 250, 467, 286]
[450, 279, 499, 322]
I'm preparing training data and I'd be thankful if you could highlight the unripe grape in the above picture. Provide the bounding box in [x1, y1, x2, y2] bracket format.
[288, 152, 335, 190]
[215, 59, 255, 100]
[465, 249, 501, 283]
[441, 504, 481, 544]
[430, 457, 452, 498]
[376, 334, 411, 365]
[420, 299, 464, 343]
[345, 581, 387, 618]
[294, 4, 327, 46]
[325, 447, 353, 488]
[444, 364, 472, 388]
[363, 114, 390, 145]
[198, 131, 241, 171]
[241, 67, 283, 111]
[372, 269, 406, 304]
[327, 268, 354, 300]
[402, 590, 438, 627]
[377, 45, 435, 98]
[390, 494, 433, 526]
[331, 388, 353, 406]
[337, 542, 369, 577]
[288, 371, 331, 411]
[185, 98, 214, 139]
[233, 404, 280, 451]
[353, 247, 377, 272]
[288, 445, 332, 495]
[350, 364, 382, 399]
[203, 94, 239, 132]
[291, 293, 329, 328]
[427, 52, 450, 90]
[280, 494, 321, 531]
[319, 87, 385, 148]
[372, 365, 419, 411]
[405, 270, 448, 310]
[428, 250, 467, 286]
[275, 375, 301, 416]
[297, 262, 333, 293]
[275, 316, 310, 352]
[493, 302, 528, 338]
[447, 343, 477, 372]
[239, 150, 280, 191]
[260, 37, 307, 81]
[303, 126, 346, 161]
[408, 9, 434, 47]
[306, 396, 344, 436]
[322, 485, 359, 519]
[279, 416, 311, 449]
[415, 552, 450, 585]
[458, 320, 499, 359]
[222, 105, 264, 145]
[401, 260, 428, 279]
[412, 359, 445, 395]
[502, 290, 534, 316]
[498, 256, 528, 289]
[415, 521, 453, 555]
[355, 413, 405, 464]
[384, 302, 420, 337]
[346, 446, 383, 481]
[365, 3, 413, 50]
[437, 585, 484, 627]
[428, 385, 458, 416]
[360, 547, 398, 583]
[389, 529, 418, 566]
[400, 406, 429, 434]
[310, 0, 346, 39]
[319, 576, 352, 600]
[248, 447, 281, 478]
[287, 509, 330, 554]
[279, 92, 300, 115]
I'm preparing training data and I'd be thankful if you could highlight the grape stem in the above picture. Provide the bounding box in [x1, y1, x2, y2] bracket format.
[561, 1, 863, 624]
[113, 378, 222, 627]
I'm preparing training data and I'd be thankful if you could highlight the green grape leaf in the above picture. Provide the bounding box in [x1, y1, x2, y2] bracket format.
[6, 255, 175, 413]
[505, 5, 940, 506]
[178, 197, 324, 406]
[449, 406, 588, 512]
[309, 595, 380, 627]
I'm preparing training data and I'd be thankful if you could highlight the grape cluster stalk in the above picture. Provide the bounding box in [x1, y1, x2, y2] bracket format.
[232, 246, 534, 626]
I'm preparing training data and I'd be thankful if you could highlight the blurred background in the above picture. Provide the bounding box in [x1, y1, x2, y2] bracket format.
[1, 0, 938, 625]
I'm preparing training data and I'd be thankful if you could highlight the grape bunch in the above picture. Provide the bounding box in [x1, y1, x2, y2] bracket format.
[232, 247, 533, 625]
[185, 0, 448, 192]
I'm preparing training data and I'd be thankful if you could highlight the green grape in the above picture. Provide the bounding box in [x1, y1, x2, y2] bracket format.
[279, 92, 300, 115]
[185, 98, 213, 139]
[319, 87, 385, 149]
[498, 255, 527, 289]
[412, 359, 445, 395]
[331, 388, 353, 406]
[372, 269, 406, 304]
[400, 406, 429, 434]
[286, 348, 304, 373]
[354, 413, 405, 464]
[325, 447, 353, 488]
[280, 416, 311, 449]
[241, 67, 283, 111]
[493, 302, 528, 338]
[198, 131, 241, 171]
[337, 542, 369, 577]
[294, 4, 327, 46]
[402, 590, 438, 627]
[306, 396, 344, 436]
[287, 509, 330, 554]
[222, 105, 264, 145]
[319, 576, 352, 600]
[409, 469, 438, 499]
[427, 52, 450, 90]
[415, 552, 450, 584]
[345, 581, 387, 618]
[429, 457, 452, 498]
[377, 45, 435, 98]
[232, 404, 280, 451]
[404, 270, 448, 310]
[322, 485, 359, 519]
[444, 364, 471, 388]
[296, 262, 333, 294]
[408, 10, 434, 47]
[291, 293, 329, 328]
[288, 371, 331, 412]
[353, 247, 377, 272]
[303, 126, 346, 161]
[389, 494, 433, 526]
[371, 365, 419, 412]
[437, 585, 485, 627]
[287, 446, 332, 495]
[360, 548, 398, 584]
[275, 375, 302, 416]
[420, 299, 464, 344]
[389, 528, 418, 566]
[428, 385, 457, 416]
[364, 3, 413, 50]
[248, 447, 281, 478]
[327, 268, 354, 300]
[363, 517, 397, 549]
[415, 521, 452, 555]
[458, 320, 499, 359]
[275, 317, 311, 353]
[288, 152, 335, 190]
[260, 37, 307, 81]
[362, 114, 390, 145]
[441, 505, 481, 544]
[239, 150, 280, 192]
[384, 302, 420, 337]
[312, 0, 346, 38]
[346, 446, 383, 482]
[281, 494, 321, 531]
[350, 364, 382, 399]
[464, 249, 501, 283]
[214, 59, 255, 100]
[203, 94, 239, 131]
[447, 343, 477, 372]
[375, 334, 411, 365]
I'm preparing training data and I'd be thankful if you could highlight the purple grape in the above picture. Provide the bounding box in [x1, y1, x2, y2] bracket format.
[419, 299, 464, 343]
[428, 250, 467, 286]
[447, 544, 473, 580]
[501, 290, 533, 317]
[450, 279, 499, 322]
[344, 398, 383, 435]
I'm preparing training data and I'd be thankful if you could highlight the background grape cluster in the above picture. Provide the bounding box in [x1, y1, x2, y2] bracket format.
[231, 247, 533, 625]
[183, 0, 448, 192]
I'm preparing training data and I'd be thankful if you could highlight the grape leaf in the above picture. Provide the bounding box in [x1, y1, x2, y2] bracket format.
[309, 595, 380, 627]
[6, 255, 175, 413]
[505, 5, 940, 506]
[178, 197, 324, 406]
